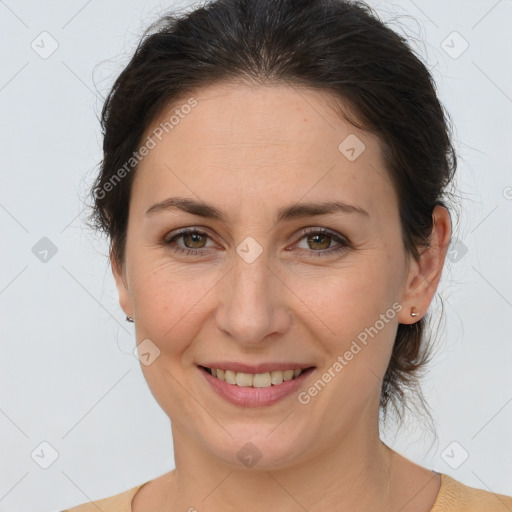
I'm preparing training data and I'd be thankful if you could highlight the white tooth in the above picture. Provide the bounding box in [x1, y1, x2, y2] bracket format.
[253, 372, 272, 388]
[213, 368, 303, 386]
[270, 370, 284, 385]
[283, 369, 294, 381]
[225, 370, 237, 385]
[236, 372, 254, 387]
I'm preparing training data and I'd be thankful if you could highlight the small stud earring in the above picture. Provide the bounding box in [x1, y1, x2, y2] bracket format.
[126, 315, 134, 322]
[410, 307, 419, 317]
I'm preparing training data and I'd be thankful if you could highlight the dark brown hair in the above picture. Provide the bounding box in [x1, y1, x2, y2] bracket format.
[86, 0, 458, 430]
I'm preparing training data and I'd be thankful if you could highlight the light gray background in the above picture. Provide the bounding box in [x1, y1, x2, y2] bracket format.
[0, 1, 511, 511]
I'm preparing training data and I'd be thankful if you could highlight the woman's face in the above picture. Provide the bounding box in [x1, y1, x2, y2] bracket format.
[113, 82, 441, 468]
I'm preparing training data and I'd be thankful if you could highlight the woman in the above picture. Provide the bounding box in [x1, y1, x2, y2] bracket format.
[64, 0, 512, 510]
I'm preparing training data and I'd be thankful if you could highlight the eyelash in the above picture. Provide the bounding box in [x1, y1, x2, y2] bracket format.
[163, 227, 350, 258]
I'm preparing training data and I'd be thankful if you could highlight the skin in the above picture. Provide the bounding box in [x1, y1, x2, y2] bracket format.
[111, 81, 451, 512]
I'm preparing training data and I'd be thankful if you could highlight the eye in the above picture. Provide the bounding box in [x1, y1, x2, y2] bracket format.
[292, 227, 350, 257]
[163, 228, 217, 256]
[163, 226, 351, 258]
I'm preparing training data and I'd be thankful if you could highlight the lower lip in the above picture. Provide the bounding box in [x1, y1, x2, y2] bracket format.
[198, 366, 315, 407]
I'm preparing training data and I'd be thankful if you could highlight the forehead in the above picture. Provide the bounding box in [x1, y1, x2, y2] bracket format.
[142, 81, 379, 159]
[133, 82, 396, 222]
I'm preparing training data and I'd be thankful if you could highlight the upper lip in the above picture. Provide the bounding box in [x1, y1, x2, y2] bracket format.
[199, 362, 315, 373]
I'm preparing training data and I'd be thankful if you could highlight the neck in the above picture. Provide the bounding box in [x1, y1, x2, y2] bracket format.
[164, 409, 395, 511]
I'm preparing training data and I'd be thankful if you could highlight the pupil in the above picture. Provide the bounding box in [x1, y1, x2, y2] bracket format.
[310, 234, 329, 250]
[185, 232, 204, 248]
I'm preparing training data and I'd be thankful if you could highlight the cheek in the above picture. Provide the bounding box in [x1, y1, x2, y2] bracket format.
[292, 261, 399, 371]
[130, 266, 208, 411]
[294, 262, 389, 328]
[130, 259, 217, 348]
[300, 271, 400, 420]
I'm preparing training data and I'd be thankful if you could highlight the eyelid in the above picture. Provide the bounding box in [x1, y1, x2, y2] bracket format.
[163, 225, 350, 257]
[164, 227, 219, 248]
[293, 226, 348, 243]
[290, 226, 350, 255]
[164, 226, 348, 244]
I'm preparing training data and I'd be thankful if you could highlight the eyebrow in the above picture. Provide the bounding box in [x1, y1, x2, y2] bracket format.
[145, 197, 369, 223]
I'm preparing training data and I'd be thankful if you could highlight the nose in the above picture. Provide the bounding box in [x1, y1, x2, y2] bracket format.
[215, 249, 292, 347]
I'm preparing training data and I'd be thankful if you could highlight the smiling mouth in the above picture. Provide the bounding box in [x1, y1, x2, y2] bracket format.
[199, 365, 315, 388]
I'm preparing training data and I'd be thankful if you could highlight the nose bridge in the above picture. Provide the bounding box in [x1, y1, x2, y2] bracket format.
[215, 241, 290, 344]
[231, 245, 269, 303]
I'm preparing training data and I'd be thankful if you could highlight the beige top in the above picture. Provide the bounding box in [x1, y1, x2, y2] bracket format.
[62, 472, 512, 511]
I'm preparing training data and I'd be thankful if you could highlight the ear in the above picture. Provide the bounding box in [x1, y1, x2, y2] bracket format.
[398, 205, 452, 324]
[110, 250, 134, 319]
